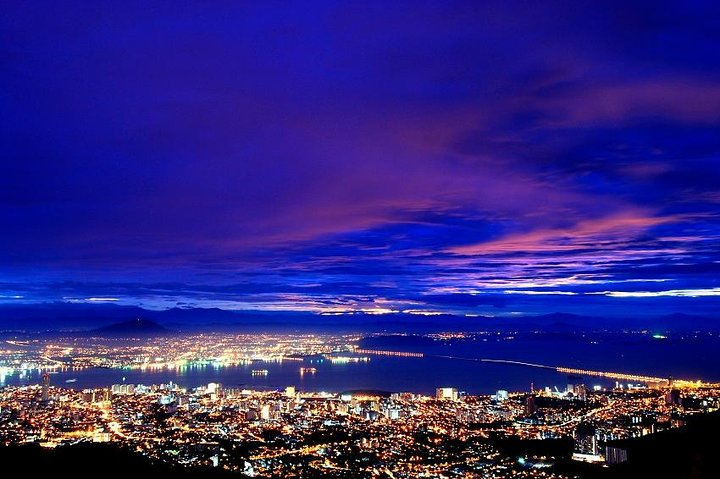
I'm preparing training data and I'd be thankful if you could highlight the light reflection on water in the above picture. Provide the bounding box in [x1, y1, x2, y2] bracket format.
[3, 333, 717, 394]
[0, 356, 592, 395]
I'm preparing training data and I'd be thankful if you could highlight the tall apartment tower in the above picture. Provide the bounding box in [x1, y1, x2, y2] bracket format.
[524, 395, 536, 416]
[41, 373, 50, 402]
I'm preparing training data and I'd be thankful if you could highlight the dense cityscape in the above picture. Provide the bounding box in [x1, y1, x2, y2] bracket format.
[1, 331, 718, 477]
[0, 331, 363, 374]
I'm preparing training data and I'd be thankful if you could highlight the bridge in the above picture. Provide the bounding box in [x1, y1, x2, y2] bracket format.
[357, 349, 704, 386]
[355, 349, 424, 358]
[555, 366, 666, 383]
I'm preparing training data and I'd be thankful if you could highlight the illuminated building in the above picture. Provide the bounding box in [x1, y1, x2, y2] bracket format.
[436, 387, 458, 401]
[41, 373, 50, 403]
[666, 389, 681, 406]
[575, 384, 587, 401]
[574, 423, 599, 455]
[605, 446, 628, 465]
[260, 404, 271, 421]
[524, 395, 536, 416]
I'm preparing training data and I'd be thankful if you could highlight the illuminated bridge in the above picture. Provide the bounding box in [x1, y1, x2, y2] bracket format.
[355, 349, 424, 358]
[358, 349, 696, 385]
[555, 366, 667, 383]
[480, 359, 669, 383]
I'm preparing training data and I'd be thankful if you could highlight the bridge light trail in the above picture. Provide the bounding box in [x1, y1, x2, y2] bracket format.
[555, 366, 666, 383]
[357, 349, 706, 386]
[355, 349, 423, 358]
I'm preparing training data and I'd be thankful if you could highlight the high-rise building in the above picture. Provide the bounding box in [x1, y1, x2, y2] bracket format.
[385, 407, 400, 420]
[524, 395, 536, 416]
[285, 386, 296, 398]
[605, 446, 628, 465]
[436, 387, 458, 401]
[111, 384, 135, 394]
[665, 389, 681, 406]
[575, 384, 587, 401]
[566, 383, 587, 400]
[82, 389, 94, 402]
[260, 404, 271, 421]
[496, 390, 509, 401]
[574, 424, 598, 455]
[41, 373, 50, 402]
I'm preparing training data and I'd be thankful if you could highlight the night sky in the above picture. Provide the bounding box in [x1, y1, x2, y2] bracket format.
[2, 1, 720, 319]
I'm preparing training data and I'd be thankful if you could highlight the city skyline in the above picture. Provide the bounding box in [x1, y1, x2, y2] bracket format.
[1, 328, 718, 476]
[2, 3, 719, 476]
[3, 2, 720, 321]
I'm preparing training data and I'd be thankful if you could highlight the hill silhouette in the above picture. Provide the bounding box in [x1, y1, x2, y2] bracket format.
[0, 443, 234, 478]
[90, 318, 170, 337]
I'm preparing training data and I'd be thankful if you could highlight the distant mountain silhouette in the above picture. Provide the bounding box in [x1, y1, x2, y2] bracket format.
[654, 313, 717, 331]
[90, 318, 170, 337]
[0, 302, 717, 334]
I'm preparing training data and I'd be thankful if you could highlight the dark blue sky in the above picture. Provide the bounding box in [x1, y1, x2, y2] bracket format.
[2, 1, 720, 318]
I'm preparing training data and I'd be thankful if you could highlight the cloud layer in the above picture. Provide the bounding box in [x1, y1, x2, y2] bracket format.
[1, 1, 719, 318]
